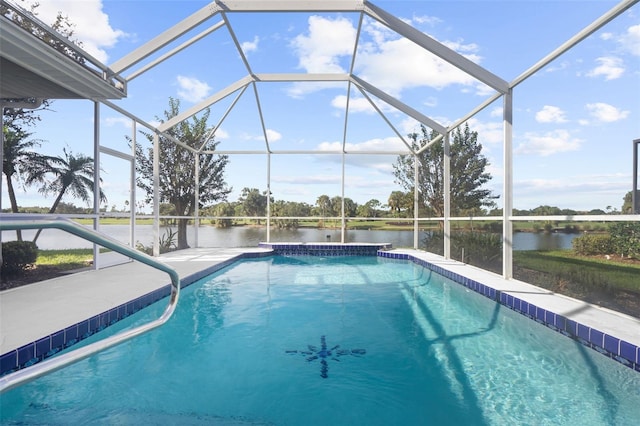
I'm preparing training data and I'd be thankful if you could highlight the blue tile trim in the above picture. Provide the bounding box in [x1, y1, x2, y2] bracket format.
[259, 243, 391, 257]
[3, 248, 638, 377]
[384, 251, 639, 374]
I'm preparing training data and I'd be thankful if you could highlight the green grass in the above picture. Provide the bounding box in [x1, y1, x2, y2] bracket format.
[513, 250, 640, 292]
[36, 248, 108, 270]
[72, 218, 154, 225]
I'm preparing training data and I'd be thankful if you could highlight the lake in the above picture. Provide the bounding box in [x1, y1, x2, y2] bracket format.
[2, 225, 579, 252]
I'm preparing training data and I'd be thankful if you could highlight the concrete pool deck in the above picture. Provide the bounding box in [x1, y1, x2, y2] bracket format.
[1, 247, 639, 368]
[0, 247, 271, 355]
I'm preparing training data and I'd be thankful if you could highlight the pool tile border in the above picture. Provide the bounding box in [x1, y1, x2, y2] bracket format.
[258, 242, 391, 256]
[0, 250, 272, 377]
[377, 250, 640, 373]
[2, 247, 638, 376]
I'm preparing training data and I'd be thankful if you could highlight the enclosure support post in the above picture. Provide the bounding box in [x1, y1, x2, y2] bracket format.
[130, 120, 136, 248]
[153, 133, 160, 256]
[414, 157, 419, 249]
[194, 154, 200, 248]
[443, 132, 451, 259]
[93, 101, 101, 270]
[503, 90, 514, 279]
[634, 139, 639, 214]
[0, 105, 4, 255]
[341, 151, 346, 243]
[266, 152, 271, 242]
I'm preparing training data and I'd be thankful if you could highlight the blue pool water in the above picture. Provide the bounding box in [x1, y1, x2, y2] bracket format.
[2, 255, 640, 425]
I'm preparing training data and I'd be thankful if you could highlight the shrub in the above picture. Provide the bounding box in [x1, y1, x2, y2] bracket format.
[572, 234, 614, 256]
[2, 241, 38, 276]
[564, 224, 579, 234]
[135, 228, 178, 255]
[609, 222, 640, 259]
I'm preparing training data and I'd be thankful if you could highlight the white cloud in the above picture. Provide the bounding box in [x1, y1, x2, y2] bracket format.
[423, 97, 438, 108]
[288, 15, 482, 98]
[212, 128, 229, 140]
[23, 0, 126, 63]
[618, 24, 640, 56]
[241, 36, 259, 55]
[103, 116, 132, 129]
[489, 107, 503, 118]
[291, 16, 356, 73]
[286, 81, 344, 99]
[316, 137, 408, 153]
[515, 173, 630, 210]
[586, 56, 625, 80]
[585, 102, 629, 123]
[331, 95, 393, 115]
[412, 15, 442, 26]
[600, 32, 614, 41]
[466, 118, 503, 145]
[399, 117, 421, 135]
[266, 129, 282, 142]
[356, 36, 478, 96]
[176, 75, 211, 103]
[272, 174, 341, 184]
[515, 129, 583, 157]
[544, 61, 569, 73]
[535, 105, 568, 123]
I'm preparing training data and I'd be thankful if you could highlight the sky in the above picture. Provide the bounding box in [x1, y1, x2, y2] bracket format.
[3, 0, 639, 213]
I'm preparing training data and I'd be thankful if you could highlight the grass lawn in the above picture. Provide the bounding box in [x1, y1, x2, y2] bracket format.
[36, 248, 106, 270]
[513, 250, 640, 292]
[72, 218, 154, 225]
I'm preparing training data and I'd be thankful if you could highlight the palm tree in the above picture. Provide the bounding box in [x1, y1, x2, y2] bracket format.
[30, 148, 106, 243]
[2, 126, 48, 240]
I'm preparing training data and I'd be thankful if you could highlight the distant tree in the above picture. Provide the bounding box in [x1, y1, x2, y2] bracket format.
[393, 123, 497, 217]
[343, 197, 357, 217]
[30, 148, 106, 243]
[387, 191, 414, 217]
[315, 195, 332, 217]
[211, 202, 235, 228]
[532, 205, 562, 216]
[512, 208, 531, 216]
[357, 199, 382, 218]
[135, 98, 231, 249]
[271, 200, 312, 229]
[622, 191, 633, 214]
[54, 201, 90, 214]
[560, 208, 578, 216]
[285, 201, 312, 218]
[329, 196, 341, 218]
[238, 187, 270, 224]
[327, 196, 357, 219]
[387, 191, 406, 217]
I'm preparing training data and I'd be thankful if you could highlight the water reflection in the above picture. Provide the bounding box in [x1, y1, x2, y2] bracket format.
[2, 226, 579, 251]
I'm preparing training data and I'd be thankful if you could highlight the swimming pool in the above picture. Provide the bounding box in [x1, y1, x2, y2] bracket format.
[2, 254, 640, 424]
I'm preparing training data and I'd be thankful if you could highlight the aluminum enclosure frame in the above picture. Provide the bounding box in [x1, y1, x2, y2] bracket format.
[2, 0, 639, 280]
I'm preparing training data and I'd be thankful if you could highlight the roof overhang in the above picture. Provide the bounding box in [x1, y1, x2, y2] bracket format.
[0, 11, 126, 100]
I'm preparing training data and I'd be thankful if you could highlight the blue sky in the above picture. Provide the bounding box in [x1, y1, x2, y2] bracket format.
[4, 0, 639, 213]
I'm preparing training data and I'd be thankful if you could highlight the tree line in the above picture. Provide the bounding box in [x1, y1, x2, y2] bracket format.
[4, 96, 634, 251]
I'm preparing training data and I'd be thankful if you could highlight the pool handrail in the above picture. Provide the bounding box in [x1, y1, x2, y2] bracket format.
[0, 214, 180, 393]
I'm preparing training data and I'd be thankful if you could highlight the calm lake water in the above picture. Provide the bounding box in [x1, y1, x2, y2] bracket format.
[3, 225, 579, 251]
